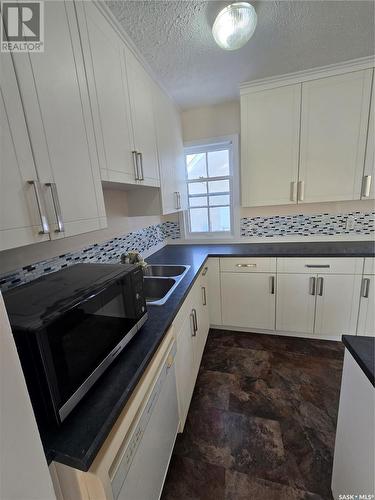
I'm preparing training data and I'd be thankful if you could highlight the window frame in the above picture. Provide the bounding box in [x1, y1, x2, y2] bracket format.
[184, 141, 234, 237]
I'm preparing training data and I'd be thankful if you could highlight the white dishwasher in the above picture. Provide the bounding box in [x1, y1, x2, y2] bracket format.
[111, 341, 179, 500]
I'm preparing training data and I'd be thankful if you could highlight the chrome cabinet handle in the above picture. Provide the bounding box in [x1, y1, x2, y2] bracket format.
[132, 151, 139, 180]
[137, 152, 144, 181]
[190, 311, 196, 336]
[201, 266, 208, 276]
[202, 286, 207, 305]
[27, 180, 50, 234]
[45, 182, 64, 233]
[297, 180, 305, 202]
[193, 308, 198, 333]
[305, 264, 330, 269]
[309, 276, 316, 295]
[362, 175, 372, 198]
[236, 263, 256, 268]
[361, 278, 370, 298]
[177, 192, 181, 209]
[174, 191, 180, 210]
[290, 181, 297, 201]
[269, 276, 275, 294]
[317, 277, 324, 296]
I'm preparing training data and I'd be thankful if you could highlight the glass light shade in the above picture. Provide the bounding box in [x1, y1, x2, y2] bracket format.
[212, 2, 257, 51]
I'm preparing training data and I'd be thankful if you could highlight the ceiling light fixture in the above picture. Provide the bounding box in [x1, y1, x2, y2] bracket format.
[212, 2, 257, 51]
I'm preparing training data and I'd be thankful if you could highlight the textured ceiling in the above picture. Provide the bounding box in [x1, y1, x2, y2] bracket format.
[106, 1, 375, 109]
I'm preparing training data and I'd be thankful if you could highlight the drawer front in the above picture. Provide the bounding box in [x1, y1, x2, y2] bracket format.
[220, 257, 276, 273]
[364, 258, 375, 275]
[277, 257, 364, 275]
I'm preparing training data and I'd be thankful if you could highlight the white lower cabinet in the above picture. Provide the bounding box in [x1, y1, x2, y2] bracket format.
[175, 269, 210, 429]
[276, 274, 316, 334]
[221, 272, 276, 330]
[314, 274, 362, 336]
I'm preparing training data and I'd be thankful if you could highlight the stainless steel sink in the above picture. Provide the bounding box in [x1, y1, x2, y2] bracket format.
[143, 264, 189, 277]
[143, 264, 190, 305]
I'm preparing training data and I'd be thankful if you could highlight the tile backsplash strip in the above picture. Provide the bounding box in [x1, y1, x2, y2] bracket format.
[241, 211, 375, 238]
[0, 221, 180, 293]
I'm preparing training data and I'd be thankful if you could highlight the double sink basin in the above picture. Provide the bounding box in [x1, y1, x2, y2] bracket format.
[143, 265, 190, 306]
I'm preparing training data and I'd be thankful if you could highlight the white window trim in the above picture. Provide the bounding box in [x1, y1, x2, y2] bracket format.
[180, 135, 240, 241]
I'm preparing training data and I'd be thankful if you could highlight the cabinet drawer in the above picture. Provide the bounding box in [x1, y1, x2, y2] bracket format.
[277, 257, 363, 275]
[364, 258, 375, 275]
[220, 257, 276, 273]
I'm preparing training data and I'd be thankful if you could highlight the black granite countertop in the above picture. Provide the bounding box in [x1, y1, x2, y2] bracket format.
[41, 241, 374, 470]
[342, 335, 375, 387]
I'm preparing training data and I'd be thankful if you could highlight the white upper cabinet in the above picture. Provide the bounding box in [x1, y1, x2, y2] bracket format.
[126, 49, 160, 186]
[299, 70, 373, 203]
[77, 2, 136, 185]
[241, 84, 301, 207]
[152, 83, 186, 214]
[11, 1, 106, 239]
[0, 52, 50, 251]
[362, 70, 375, 199]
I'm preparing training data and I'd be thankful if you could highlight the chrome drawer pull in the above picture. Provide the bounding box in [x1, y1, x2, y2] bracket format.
[174, 192, 179, 210]
[236, 263, 257, 268]
[269, 276, 275, 295]
[305, 264, 330, 269]
[361, 278, 370, 298]
[132, 150, 139, 180]
[137, 152, 144, 181]
[202, 286, 207, 305]
[27, 180, 50, 234]
[290, 181, 297, 202]
[46, 182, 64, 233]
[201, 267, 208, 276]
[297, 180, 305, 202]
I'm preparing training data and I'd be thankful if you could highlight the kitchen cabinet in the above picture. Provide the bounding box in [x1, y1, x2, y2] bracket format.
[152, 83, 186, 214]
[241, 84, 301, 207]
[362, 70, 374, 199]
[175, 270, 209, 429]
[314, 274, 362, 336]
[276, 274, 316, 334]
[77, 1, 136, 185]
[126, 49, 160, 186]
[221, 272, 276, 330]
[10, 1, 106, 240]
[357, 258, 375, 336]
[0, 52, 51, 251]
[299, 70, 372, 203]
[277, 259, 362, 337]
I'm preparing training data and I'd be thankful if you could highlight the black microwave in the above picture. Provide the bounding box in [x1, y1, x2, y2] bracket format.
[3, 263, 147, 425]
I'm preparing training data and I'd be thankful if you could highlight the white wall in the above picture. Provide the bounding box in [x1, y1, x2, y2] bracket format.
[181, 101, 374, 220]
[0, 189, 177, 276]
[0, 293, 56, 500]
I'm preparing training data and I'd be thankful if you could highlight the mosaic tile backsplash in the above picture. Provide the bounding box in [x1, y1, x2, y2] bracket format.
[0, 221, 180, 292]
[240, 211, 375, 237]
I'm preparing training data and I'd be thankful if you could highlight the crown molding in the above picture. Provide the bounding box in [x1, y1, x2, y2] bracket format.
[240, 55, 375, 95]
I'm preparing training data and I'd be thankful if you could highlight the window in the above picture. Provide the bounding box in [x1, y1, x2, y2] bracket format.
[185, 143, 233, 235]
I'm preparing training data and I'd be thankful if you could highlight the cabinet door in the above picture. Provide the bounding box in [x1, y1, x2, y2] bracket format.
[276, 274, 316, 334]
[12, 1, 105, 238]
[241, 84, 300, 207]
[299, 70, 372, 203]
[221, 272, 276, 330]
[152, 83, 178, 213]
[126, 50, 160, 186]
[175, 310, 196, 429]
[357, 276, 375, 336]
[314, 274, 362, 337]
[362, 70, 374, 199]
[78, 2, 136, 185]
[0, 53, 50, 250]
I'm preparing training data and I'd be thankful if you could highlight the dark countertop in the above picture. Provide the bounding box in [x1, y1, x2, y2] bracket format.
[41, 241, 374, 470]
[342, 335, 375, 387]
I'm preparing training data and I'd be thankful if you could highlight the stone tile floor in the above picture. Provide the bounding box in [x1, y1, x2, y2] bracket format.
[161, 329, 344, 500]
